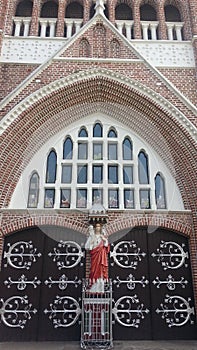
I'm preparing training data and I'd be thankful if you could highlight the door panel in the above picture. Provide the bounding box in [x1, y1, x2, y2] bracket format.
[110, 228, 151, 340]
[110, 227, 197, 340]
[148, 229, 196, 340]
[38, 235, 84, 340]
[0, 227, 85, 341]
[0, 228, 44, 341]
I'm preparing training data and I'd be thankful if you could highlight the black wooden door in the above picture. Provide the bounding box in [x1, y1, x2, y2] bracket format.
[148, 228, 196, 340]
[109, 228, 151, 340]
[109, 227, 197, 340]
[0, 226, 85, 341]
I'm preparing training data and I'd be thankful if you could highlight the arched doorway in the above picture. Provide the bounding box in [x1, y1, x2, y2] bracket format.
[109, 227, 197, 340]
[0, 226, 86, 341]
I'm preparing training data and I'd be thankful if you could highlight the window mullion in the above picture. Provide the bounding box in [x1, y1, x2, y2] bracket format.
[72, 142, 78, 208]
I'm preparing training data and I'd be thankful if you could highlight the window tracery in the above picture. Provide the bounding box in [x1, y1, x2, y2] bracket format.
[28, 121, 169, 210]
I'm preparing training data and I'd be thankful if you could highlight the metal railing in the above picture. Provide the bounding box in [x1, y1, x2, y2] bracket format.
[81, 279, 113, 349]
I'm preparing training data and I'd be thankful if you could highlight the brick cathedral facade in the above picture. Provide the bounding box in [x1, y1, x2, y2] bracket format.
[0, 0, 197, 342]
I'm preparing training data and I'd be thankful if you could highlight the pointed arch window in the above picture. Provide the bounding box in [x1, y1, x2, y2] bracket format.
[123, 137, 132, 160]
[63, 137, 73, 159]
[138, 151, 149, 184]
[79, 127, 88, 137]
[46, 150, 57, 183]
[27, 172, 39, 208]
[155, 173, 166, 209]
[79, 39, 90, 57]
[108, 128, 117, 138]
[93, 123, 102, 137]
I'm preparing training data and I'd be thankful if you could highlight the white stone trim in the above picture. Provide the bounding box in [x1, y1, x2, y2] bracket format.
[54, 57, 142, 63]
[1, 37, 195, 67]
[0, 37, 66, 63]
[132, 41, 195, 68]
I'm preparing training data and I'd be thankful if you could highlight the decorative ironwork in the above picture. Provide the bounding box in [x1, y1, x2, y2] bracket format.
[112, 295, 149, 328]
[44, 296, 81, 328]
[0, 295, 37, 328]
[44, 275, 82, 290]
[3, 241, 41, 269]
[81, 279, 113, 350]
[48, 241, 84, 269]
[4, 274, 41, 290]
[110, 241, 146, 269]
[156, 295, 194, 327]
[152, 241, 189, 270]
[153, 275, 188, 290]
[113, 274, 149, 290]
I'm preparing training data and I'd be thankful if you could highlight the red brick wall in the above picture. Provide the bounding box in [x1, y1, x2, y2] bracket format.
[158, 67, 197, 107]
[0, 64, 38, 100]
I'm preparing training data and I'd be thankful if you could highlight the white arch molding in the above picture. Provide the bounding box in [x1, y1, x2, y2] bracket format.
[0, 68, 197, 142]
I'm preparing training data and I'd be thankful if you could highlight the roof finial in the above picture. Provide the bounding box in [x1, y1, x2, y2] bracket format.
[94, 0, 106, 16]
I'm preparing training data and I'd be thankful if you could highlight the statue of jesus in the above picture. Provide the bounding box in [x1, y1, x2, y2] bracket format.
[85, 223, 110, 292]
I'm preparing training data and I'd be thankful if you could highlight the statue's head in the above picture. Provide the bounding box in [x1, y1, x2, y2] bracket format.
[95, 223, 101, 235]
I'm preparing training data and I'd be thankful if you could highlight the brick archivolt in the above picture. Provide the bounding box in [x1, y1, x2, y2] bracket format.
[0, 211, 193, 238]
[0, 71, 197, 211]
[1, 69, 196, 141]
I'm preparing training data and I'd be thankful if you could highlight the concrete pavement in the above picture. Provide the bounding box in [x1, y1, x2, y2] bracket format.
[0, 341, 197, 350]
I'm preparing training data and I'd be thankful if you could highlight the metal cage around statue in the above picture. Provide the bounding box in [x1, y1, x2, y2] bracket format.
[81, 279, 113, 349]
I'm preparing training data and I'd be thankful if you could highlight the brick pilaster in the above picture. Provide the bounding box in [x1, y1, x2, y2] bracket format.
[56, 0, 66, 37]
[156, 1, 167, 40]
[29, 0, 41, 36]
[133, 2, 141, 39]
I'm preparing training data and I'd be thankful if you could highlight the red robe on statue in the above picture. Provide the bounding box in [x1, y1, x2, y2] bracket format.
[89, 241, 110, 282]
